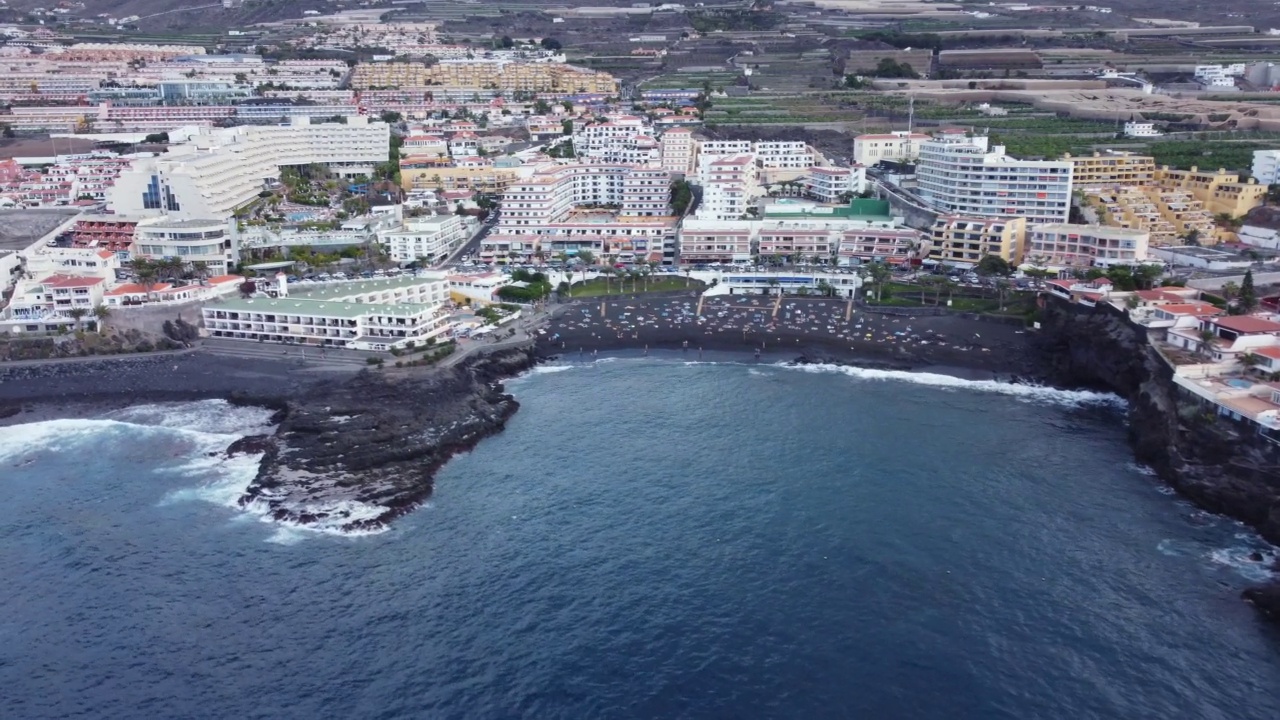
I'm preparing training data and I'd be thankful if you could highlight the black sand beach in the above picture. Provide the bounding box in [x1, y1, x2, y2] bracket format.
[535, 295, 1039, 377]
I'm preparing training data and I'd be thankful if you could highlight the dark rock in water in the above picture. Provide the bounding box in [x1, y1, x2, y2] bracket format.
[1243, 582, 1280, 621]
[1036, 299, 1280, 622]
[237, 347, 537, 533]
[1251, 551, 1265, 563]
[225, 434, 276, 457]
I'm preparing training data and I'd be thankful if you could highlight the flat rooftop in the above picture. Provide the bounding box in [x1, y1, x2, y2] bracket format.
[289, 275, 446, 301]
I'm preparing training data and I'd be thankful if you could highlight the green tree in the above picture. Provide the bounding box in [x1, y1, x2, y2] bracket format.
[975, 254, 1011, 277]
[533, 99, 551, 115]
[671, 179, 693, 215]
[379, 110, 403, 123]
[1220, 280, 1240, 303]
[1240, 269, 1258, 312]
[500, 35, 514, 48]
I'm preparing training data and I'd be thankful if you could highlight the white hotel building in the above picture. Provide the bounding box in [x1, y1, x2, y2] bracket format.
[133, 218, 238, 275]
[202, 274, 452, 351]
[106, 116, 390, 220]
[915, 133, 1073, 225]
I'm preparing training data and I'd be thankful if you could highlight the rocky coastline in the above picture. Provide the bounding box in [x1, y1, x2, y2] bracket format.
[4, 295, 1277, 623]
[1035, 298, 1280, 621]
[233, 346, 537, 533]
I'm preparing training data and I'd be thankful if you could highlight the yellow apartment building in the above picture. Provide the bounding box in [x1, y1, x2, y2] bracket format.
[1062, 151, 1156, 188]
[928, 215, 1027, 266]
[1083, 186, 1218, 245]
[350, 61, 618, 94]
[401, 163, 522, 194]
[1153, 165, 1266, 218]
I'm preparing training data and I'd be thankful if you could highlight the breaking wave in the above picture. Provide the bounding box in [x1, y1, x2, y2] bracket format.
[0, 401, 380, 542]
[778, 362, 1126, 408]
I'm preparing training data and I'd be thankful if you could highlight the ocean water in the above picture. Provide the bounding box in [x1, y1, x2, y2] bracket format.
[3, 360, 1280, 719]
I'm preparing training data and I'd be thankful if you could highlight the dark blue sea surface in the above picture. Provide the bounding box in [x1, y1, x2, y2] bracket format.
[2, 358, 1280, 720]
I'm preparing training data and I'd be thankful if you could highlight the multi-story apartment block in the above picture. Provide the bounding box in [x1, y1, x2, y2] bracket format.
[803, 166, 867, 204]
[659, 127, 695, 177]
[679, 199, 908, 266]
[572, 115, 649, 157]
[852, 131, 930, 166]
[1153, 165, 1266, 218]
[753, 141, 815, 171]
[929, 215, 1027, 266]
[498, 163, 672, 228]
[70, 214, 143, 254]
[836, 229, 926, 266]
[107, 116, 389, 220]
[377, 214, 474, 265]
[1062, 151, 1156, 188]
[1026, 223, 1150, 270]
[4, 103, 237, 133]
[678, 222, 755, 264]
[1253, 149, 1280, 186]
[482, 163, 675, 264]
[203, 275, 452, 351]
[697, 155, 759, 221]
[916, 133, 1072, 225]
[349, 60, 618, 94]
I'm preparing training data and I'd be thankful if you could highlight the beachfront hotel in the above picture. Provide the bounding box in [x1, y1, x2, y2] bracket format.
[106, 116, 390, 220]
[202, 274, 453, 351]
[915, 133, 1072, 225]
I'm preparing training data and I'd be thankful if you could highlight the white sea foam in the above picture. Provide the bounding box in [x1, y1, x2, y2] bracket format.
[6, 400, 384, 542]
[106, 399, 277, 436]
[1126, 462, 1159, 477]
[777, 362, 1126, 409]
[0, 417, 231, 464]
[529, 364, 576, 375]
[1208, 546, 1278, 583]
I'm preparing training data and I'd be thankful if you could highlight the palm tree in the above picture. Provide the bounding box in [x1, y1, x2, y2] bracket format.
[1240, 352, 1263, 373]
[994, 278, 1011, 311]
[576, 249, 594, 288]
[1197, 329, 1218, 360]
[867, 262, 893, 302]
[67, 306, 87, 332]
[135, 260, 159, 296]
[767, 278, 780, 296]
[1220, 280, 1240, 304]
[92, 304, 110, 334]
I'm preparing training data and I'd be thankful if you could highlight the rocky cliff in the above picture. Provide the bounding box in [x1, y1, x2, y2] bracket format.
[235, 346, 537, 533]
[1035, 300, 1280, 619]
